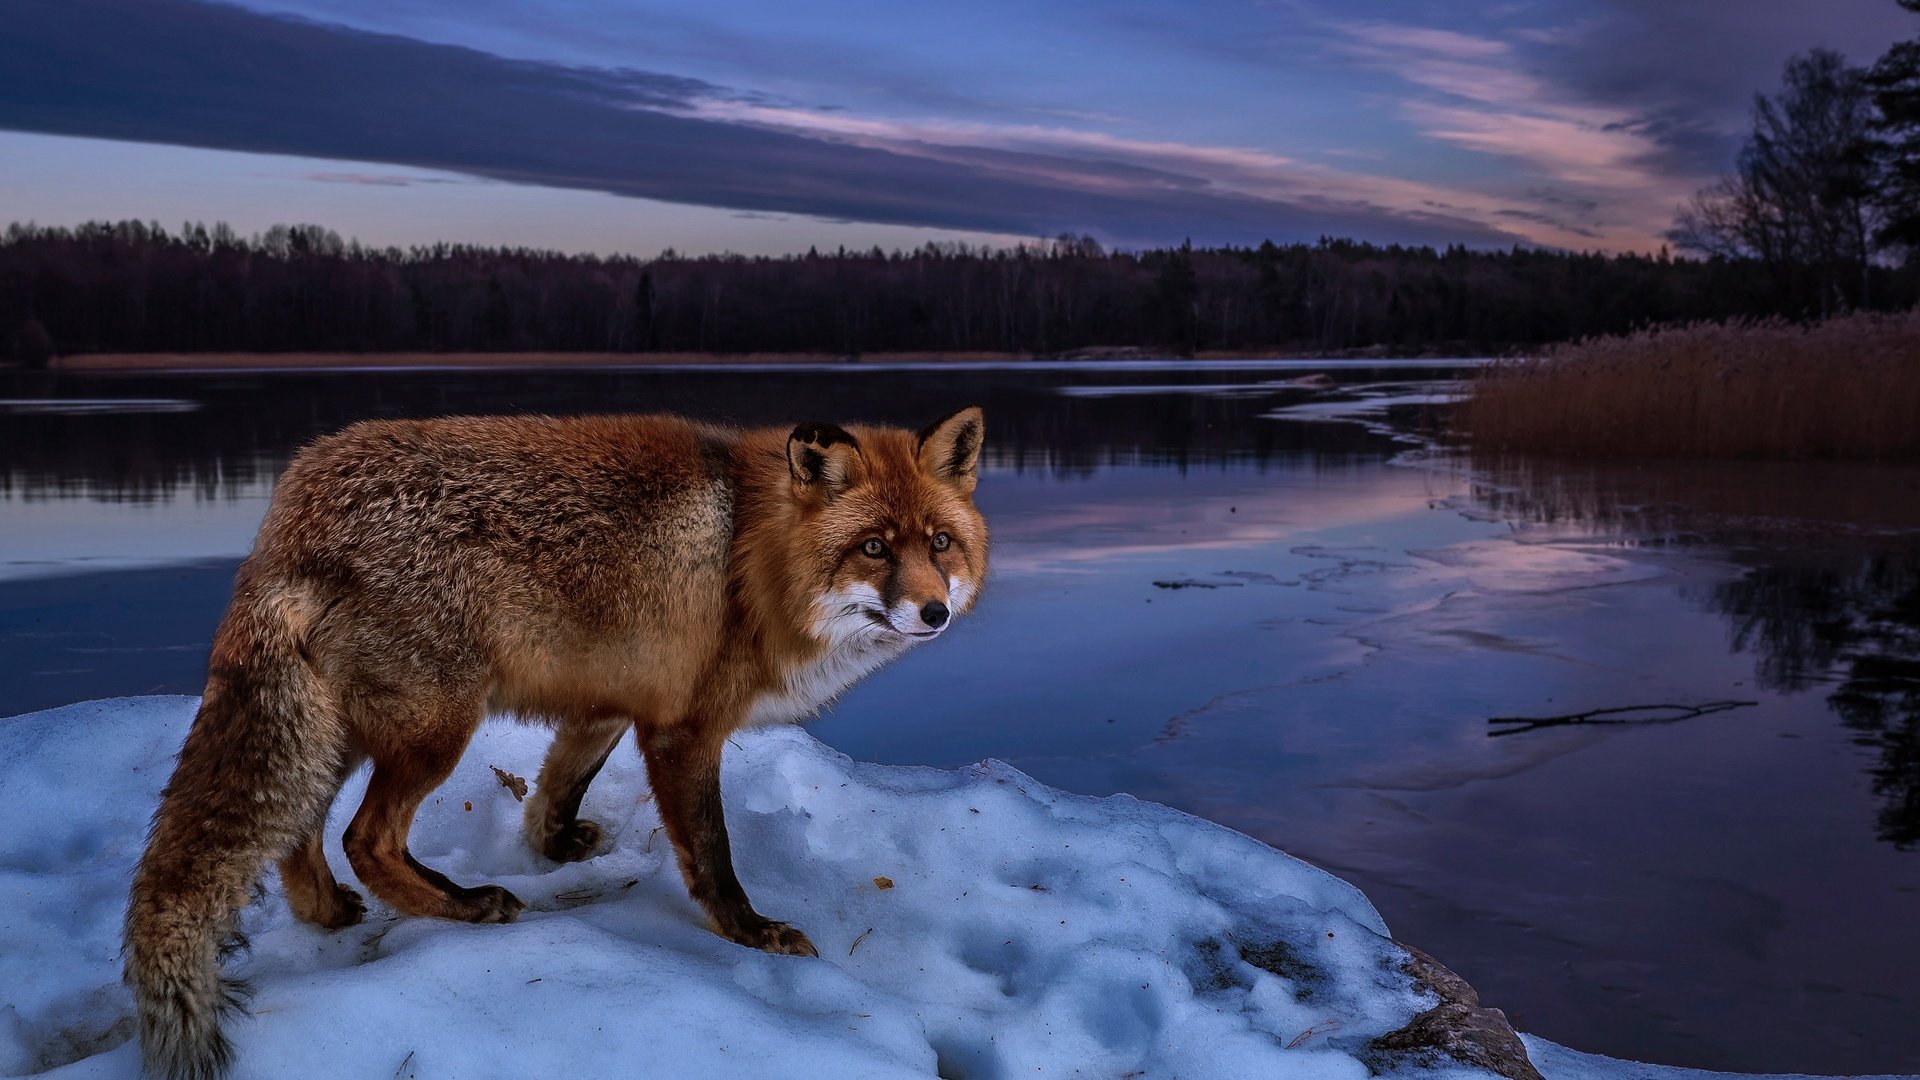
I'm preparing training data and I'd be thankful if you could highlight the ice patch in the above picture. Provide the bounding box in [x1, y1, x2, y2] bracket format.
[0, 399, 201, 416]
[1264, 381, 1463, 444]
[1522, 1036, 1918, 1080]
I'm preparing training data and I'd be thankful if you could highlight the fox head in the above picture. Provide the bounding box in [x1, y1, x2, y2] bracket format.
[785, 407, 988, 648]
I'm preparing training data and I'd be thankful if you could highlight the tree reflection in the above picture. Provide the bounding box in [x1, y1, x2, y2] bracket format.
[0, 365, 1418, 501]
[1476, 455, 1920, 850]
[1708, 555, 1920, 849]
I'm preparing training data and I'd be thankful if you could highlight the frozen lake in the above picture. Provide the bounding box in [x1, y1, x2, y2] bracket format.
[1, 360, 1916, 1074]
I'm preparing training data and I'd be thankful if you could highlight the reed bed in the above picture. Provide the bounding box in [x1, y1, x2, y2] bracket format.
[1459, 310, 1920, 460]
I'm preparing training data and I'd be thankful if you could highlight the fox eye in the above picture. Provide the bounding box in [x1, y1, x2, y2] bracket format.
[861, 538, 888, 559]
[932, 532, 951, 552]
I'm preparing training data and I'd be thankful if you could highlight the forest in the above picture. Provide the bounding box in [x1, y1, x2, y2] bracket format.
[5, 222, 1915, 364]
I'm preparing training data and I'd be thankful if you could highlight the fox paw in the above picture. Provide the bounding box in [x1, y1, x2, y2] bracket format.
[317, 884, 367, 930]
[450, 884, 526, 924]
[540, 819, 604, 863]
[724, 917, 818, 957]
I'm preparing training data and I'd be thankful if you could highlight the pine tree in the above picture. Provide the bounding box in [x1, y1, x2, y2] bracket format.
[1869, 0, 1920, 250]
[629, 271, 656, 352]
[1154, 239, 1198, 354]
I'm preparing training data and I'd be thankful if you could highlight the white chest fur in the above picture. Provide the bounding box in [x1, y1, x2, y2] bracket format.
[745, 635, 907, 726]
[744, 585, 912, 726]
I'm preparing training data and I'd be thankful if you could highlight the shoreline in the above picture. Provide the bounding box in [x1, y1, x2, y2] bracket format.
[38, 347, 1470, 372]
[53, 350, 1025, 371]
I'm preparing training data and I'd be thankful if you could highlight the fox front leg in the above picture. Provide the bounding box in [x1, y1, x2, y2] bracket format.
[639, 723, 818, 957]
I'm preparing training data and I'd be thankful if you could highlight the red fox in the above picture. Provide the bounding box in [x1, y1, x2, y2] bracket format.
[123, 407, 988, 1080]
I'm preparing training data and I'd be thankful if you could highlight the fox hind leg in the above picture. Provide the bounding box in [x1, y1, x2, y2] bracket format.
[278, 751, 368, 929]
[280, 831, 366, 930]
[525, 717, 627, 863]
[343, 705, 524, 924]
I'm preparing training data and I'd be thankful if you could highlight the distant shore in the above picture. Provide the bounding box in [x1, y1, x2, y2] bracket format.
[38, 345, 1461, 372]
[50, 351, 1023, 371]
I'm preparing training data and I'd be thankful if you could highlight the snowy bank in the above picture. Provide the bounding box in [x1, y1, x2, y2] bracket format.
[1, 698, 1590, 1078]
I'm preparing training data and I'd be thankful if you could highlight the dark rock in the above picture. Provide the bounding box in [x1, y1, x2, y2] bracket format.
[1236, 937, 1320, 1000]
[1368, 943, 1543, 1080]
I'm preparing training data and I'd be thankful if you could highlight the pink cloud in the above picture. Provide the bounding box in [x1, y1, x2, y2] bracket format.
[1326, 19, 1716, 250]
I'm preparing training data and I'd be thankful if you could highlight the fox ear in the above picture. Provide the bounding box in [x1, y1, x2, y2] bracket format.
[788, 421, 863, 499]
[916, 406, 984, 493]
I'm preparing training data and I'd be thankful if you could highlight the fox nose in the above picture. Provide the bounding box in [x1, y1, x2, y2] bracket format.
[920, 600, 950, 629]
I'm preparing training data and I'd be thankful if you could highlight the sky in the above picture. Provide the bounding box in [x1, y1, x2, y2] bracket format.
[0, 0, 1913, 256]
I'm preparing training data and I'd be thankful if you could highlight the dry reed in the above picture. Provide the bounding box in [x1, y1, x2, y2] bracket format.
[1459, 310, 1920, 460]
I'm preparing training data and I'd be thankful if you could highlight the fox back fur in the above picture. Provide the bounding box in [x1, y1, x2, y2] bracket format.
[123, 408, 989, 1079]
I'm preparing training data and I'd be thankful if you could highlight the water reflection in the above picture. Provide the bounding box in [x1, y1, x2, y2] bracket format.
[0, 363, 1408, 504]
[1474, 457, 1920, 853]
[1710, 555, 1920, 849]
[1467, 454, 1920, 536]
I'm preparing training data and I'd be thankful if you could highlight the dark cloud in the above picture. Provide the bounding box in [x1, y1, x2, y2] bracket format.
[1515, 0, 1915, 172]
[253, 0, 1043, 122]
[0, 0, 1521, 249]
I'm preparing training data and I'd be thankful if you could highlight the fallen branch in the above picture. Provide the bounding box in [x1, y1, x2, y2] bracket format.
[1488, 700, 1758, 737]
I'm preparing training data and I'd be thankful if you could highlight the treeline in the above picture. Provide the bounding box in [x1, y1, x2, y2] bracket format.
[5, 220, 1918, 364]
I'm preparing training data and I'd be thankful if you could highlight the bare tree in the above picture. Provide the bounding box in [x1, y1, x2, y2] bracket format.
[1671, 49, 1881, 313]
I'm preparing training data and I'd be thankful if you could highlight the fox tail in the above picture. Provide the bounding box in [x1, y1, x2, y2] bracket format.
[123, 585, 348, 1080]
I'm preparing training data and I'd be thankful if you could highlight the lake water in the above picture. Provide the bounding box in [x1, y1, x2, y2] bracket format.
[2, 361, 1917, 1075]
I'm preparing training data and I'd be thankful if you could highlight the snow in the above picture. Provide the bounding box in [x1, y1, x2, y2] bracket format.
[3, 697, 1881, 1080]
[0, 695, 1480, 1080]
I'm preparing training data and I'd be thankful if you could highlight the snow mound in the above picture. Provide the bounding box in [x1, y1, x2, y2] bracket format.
[1, 697, 1488, 1079]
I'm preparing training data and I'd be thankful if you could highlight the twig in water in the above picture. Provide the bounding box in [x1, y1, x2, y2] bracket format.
[1489, 700, 1758, 738]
